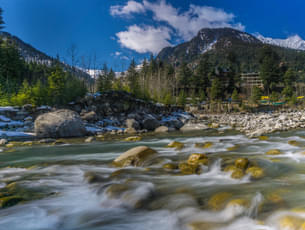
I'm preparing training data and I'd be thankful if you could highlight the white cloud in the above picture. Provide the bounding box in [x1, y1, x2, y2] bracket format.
[116, 25, 172, 54]
[110, 0, 145, 16]
[110, 0, 245, 53]
[143, 0, 245, 40]
[115, 51, 122, 56]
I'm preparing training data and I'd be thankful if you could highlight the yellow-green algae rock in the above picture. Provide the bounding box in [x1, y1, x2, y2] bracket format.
[187, 153, 208, 166]
[178, 162, 202, 175]
[113, 146, 157, 167]
[288, 140, 302, 147]
[231, 168, 245, 179]
[266, 149, 282, 155]
[258, 136, 269, 141]
[195, 142, 213, 149]
[167, 141, 184, 149]
[162, 163, 178, 170]
[246, 166, 264, 179]
[208, 192, 233, 210]
[234, 158, 249, 170]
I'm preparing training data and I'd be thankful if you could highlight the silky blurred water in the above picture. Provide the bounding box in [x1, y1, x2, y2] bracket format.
[1, 129, 305, 230]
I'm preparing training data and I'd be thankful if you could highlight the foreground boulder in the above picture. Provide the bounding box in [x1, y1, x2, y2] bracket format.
[35, 109, 87, 138]
[180, 123, 209, 132]
[113, 146, 157, 167]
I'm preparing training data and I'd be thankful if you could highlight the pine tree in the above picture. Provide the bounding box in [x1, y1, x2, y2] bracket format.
[193, 58, 211, 93]
[259, 46, 281, 93]
[178, 90, 186, 106]
[251, 86, 262, 104]
[210, 78, 223, 101]
[126, 59, 140, 96]
[48, 65, 66, 105]
[177, 62, 192, 89]
[231, 88, 240, 101]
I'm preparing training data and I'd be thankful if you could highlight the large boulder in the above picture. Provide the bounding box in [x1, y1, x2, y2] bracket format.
[113, 146, 157, 167]
[142, 115, 160, 131]
[180, 123, 209, 132]
[125, 118, 140, 130]
[34, 109, 87, 138]
[81, 111, 98, 122]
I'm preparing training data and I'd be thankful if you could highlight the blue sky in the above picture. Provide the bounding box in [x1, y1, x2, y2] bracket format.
[2, 0, 305, 71]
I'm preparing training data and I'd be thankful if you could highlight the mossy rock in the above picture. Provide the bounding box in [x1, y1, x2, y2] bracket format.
[84, 172, 108, 184]
[223, 165, 238, 172]
[266, 149, 282, 155]
[22, 141, 33, 146]
[267, 192, 284, 204]
[105, 184, 129, 199]
[226, 199, 249, 208]
[258, 136, 269, 141]
[178, 162, 202, 175]
[231, 168, 244, 179]
[195, 142, 213, 149]
[234, 158, 249, 170]
[124, 136, 142, 142]
[246, 166, 264, 179]
[279, 215, 305, 230]
[226, 145, 240, 151]
[167, 141, 184, 149]
[187, 153, 208, 166]
[0, 196, 24, 208]
[163, 163, 178, 170]
[188, 221, 220, 230]
[288, 140, 302, 147]
[113, 146, 157, 167]
[208, 192, 232, 210]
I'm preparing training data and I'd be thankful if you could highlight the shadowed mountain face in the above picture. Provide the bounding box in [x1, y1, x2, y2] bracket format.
[157, 28, 305, 72]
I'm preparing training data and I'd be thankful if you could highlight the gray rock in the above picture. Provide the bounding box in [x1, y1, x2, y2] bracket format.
[142, 115, 160, 131]
[154, 126, 173, 133]
[180, 123, 209, 132]
[34, 109, 87, 138]
[85, 136, 95, 143]
[125, 128, 137, 134]
[81, 111, 98, 122]
[0, 139, 8, 146]
[39, 138, 56, 144]
[125, 119, 140, 130]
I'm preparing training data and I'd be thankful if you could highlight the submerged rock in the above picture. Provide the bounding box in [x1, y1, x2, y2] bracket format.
[0, 196, 24, 208]
[208, 192, 232, 210]
[167, 141, 184, 150]
[266, 149, 282, 155]
[246, 166, 264, 179]
[113, 146, 157, 167]
[35, 109, 87, 138]
[195, 142, 213, 149]
[163, 163, 178, 170]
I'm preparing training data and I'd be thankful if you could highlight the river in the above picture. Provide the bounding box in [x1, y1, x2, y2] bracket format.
[1, 128, 305, 230]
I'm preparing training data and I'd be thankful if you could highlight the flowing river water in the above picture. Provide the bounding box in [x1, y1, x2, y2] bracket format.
[2, 128, 305, 230]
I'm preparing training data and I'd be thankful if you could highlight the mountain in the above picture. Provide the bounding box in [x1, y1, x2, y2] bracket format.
[157, 28, 305, 72]
[0, 31, 92, 81]
[256, 34, 305, 51]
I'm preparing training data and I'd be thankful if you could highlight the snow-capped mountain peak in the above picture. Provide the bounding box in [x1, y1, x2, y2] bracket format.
[256, 33, 305, 51]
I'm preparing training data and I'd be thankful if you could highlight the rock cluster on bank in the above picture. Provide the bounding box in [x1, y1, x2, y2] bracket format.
[199, 110, 305, 137]
[0, 91, 203, 140]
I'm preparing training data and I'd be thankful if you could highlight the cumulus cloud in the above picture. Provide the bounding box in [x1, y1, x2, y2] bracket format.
[143, 0, 244, 40]
[110, 0, 145, 16]
[111, 0, 244, 53]
[116, 25, 172, 54]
